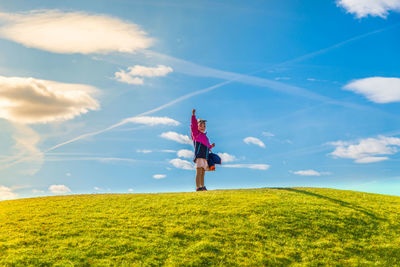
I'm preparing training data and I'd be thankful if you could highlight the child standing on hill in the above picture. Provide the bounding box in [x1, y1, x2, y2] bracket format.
[191, 109, 215, 191]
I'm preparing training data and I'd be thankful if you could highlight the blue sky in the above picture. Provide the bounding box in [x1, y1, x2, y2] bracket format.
[1, 0, 400, 200]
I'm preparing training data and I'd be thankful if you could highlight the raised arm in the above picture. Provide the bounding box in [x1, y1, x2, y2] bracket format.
[191, 109, 199, 137]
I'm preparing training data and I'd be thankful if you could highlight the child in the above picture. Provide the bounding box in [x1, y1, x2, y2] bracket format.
[191, 109, 215, 191]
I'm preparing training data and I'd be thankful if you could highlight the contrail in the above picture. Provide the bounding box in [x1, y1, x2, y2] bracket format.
[138, 80, 234, 116]
[44, 81, 233, 153]
[45, 121, 132, 152]
[274, 22, 400, 67]
[142, 23, 400, 80]
[22, 23, 400, 155]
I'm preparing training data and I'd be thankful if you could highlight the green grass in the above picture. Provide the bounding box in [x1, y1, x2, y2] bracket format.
[1, 187, 400, 266]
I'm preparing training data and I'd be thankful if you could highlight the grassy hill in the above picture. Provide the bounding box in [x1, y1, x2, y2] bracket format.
[1, 187, 400, 266]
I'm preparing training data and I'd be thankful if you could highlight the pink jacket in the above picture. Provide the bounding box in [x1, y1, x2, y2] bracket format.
[191, 115, 212, 148]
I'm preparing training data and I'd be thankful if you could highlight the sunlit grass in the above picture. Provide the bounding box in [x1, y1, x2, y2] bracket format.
[1, 187, 399, 266]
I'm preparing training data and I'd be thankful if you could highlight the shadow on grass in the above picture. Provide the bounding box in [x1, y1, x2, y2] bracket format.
[273, 188, 384, 221]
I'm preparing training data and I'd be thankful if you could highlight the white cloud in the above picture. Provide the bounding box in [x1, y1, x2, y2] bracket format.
[290, 169, 331, 176]
[176, 150, 237, 164]
[0, 186, 18, 200]
[221, 164, 270, 170]
[343, 77, 400, 103]
[262, 131, 275, 137]
[127, 65, 173, 77]
[306, 78, 328, 82]
[32, 189, 45, 194]
[217, 152, 237, 163]
[0, 10, 153, 54]
[355, 156, 389, 163]
[48, 184, 71, 194]
[94, 186, 102, 191]
[169, 158, 194, 170]
[329, 135, 400, 163]
[128, 188, 134, 192]
[115, 65, 173, 85]
[177, 149, 194, 159]
[137, 149, 152, 154]
[161, 149, 176, 153]
[153, 174, 166, 179]
[0, 75, 99, 124]
[274, 77, 291, 81]
[66, 172, 71, 176]
[122, 116, 180, 126]
[114, 72, 144, 85]
[161, 131, 192, 145]
[244, 137, 266, 148]
[336, 0, 400, 18]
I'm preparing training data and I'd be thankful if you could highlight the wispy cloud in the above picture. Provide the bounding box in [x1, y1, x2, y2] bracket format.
[122, 116, 180, 126]
[343, 77, 400, 103]
[355, 157, 389, 163]
[161, 149, 177, 153]
[45, 156, 139, 164]
[137, 149, 152, 154]
[115, 65, 173, 85]
[274, 77, 291, 81]
[137, 149, 177, 154]
[9, 124, 44, 175]
[244, 137, 266, 148]
[290, 169, 331, 176]
[336, 0, 400, 18]
[307, 78, 329, 82]
[48, 184, 71, 194]
[262, 131, 275, 137]
[161, 131, 192, 145]
[329, 135, 400, 163]
[169, 158, 194, 170]
[0, 185, 18, 200]
[0, 10, 153, 54]
[0, 125, 44, 176]
[32, 189, 45, 194]
[153, 174, 166, 179]
[221, 164, 270, 170]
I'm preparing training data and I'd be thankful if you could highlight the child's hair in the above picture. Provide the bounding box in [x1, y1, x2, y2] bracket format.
[197, 119, 207, 124]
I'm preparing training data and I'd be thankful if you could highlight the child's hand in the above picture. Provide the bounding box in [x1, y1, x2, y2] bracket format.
[192, 109, 196, 115]
[211, 143, 215, 148]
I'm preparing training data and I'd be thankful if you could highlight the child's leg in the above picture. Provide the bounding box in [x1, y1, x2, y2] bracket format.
[195, 168, 202, 188]
[200, 167, 205, 187]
